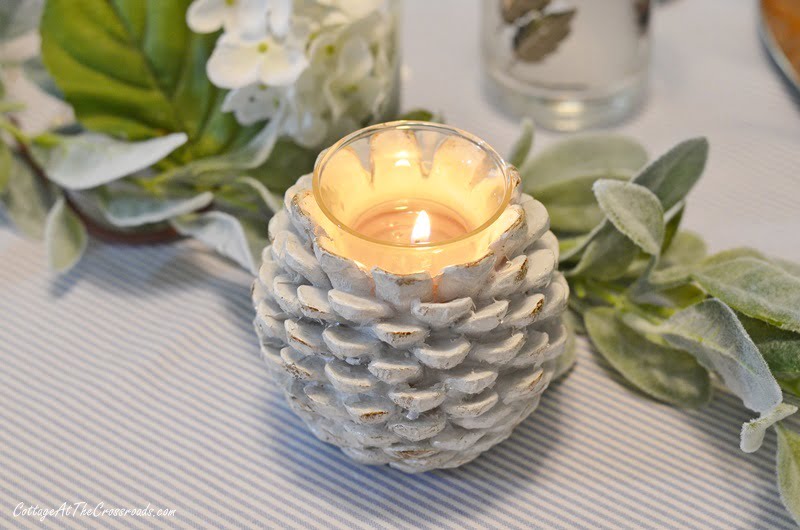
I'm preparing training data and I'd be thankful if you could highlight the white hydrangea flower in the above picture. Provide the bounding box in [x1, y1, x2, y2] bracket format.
[222, 83, 287, 125]
[292, 8, 396, 144]
[206, 31, 309, 88]
[187, 0, 250, 34]
[190, 0, 397, 148]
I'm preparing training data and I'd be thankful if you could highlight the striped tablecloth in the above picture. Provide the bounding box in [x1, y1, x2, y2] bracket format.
[2, 0, 800, 528]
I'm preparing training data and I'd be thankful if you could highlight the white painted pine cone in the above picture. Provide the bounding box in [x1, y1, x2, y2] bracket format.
[252, 175, 568, 472]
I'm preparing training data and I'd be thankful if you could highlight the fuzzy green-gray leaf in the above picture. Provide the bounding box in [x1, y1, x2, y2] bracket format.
[693, 257, 800, 333]
[171, 211, 256, 274]
[738, 314, 800, 374]
[233, 177, 283, 213]
[776, 424, 800, 526]
[660, 298, 782, 412]
[0, 0, 43, 44]
[34, 132, 187, 190]
[522, 134, 647, 195]
[593, 179, 664, 255]
[568, 226, 640, 280]
[585, 307, 711, 407]
[740, 402, 797, 453]
[104, 191, 214, 227]
[660, 204, 685, 254]
[632, 137, 708, 211]
[508, 119, 534, 168]
[662, 230, 707, 266]
[44, 196, 88, 273]
[2, 156, 53, 238]
[536, 176, 628, 234]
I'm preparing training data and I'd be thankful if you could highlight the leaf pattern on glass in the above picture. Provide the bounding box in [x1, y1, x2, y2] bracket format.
[513, 9, 577, 63]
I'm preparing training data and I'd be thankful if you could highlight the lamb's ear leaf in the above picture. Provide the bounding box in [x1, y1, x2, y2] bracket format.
[585, 307, 711, 407]
[631, 137, 708, 211]
[44, 196, 88, 273]
[693, 257, 800, 334]
[33, 132, 187, 190]
[737, 314, 800, 375]
[170, 211, 256, 274]
[593, 179, 664, 256]
[521, 134, 647, 194]
[775, 424, 800, 526]
[740, 403, 797, 453]
[508, 118, 534, 168]
[103, 191, 214, 227]
[0, 0, 43, 44]
[1, 155, 54, 239]
[659, 299, 782, 413]
[567, 225, 640, 280]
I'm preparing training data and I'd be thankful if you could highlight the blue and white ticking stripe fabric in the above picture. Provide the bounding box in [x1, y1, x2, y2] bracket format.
[3, 0, 800, 527]
[0, 235, 797, 529]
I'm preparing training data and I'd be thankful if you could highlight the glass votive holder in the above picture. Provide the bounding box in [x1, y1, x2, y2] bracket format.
[481, 0, 651, 131]
[312, 121, 514, 277]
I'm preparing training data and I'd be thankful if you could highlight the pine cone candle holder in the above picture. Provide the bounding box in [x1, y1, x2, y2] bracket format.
[252, 122, 569, 472]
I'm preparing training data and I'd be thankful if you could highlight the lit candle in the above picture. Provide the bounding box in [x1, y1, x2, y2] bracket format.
[307, 121, 516, 276]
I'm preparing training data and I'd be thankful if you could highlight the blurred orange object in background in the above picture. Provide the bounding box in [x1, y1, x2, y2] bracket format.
[762, 0, 800, 83]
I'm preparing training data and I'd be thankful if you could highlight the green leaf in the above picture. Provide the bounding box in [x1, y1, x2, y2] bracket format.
[631, 137, 708, 212]
[536, 176, 626, 234]
[637, 231, 707, 292]
[158, 116, 284, 186]
[104, 191, 214, 227]
[245, 136, 317, 194]
[738, 314, 800, 375]
[44, 196, 88, 273]
[779, 375, 800, 397]
[522, 134, 647, 195]
[740, 402, 797, 453]
[556, 138, 704, 279]
[39, 0, 258, 163]
[34, 132, 187, 190]
[593, 180, 664, 255]
[776, 424, 800, 526]
[1, 155, 53, 238]
[660, 203, 685, 254]
[693, 257, 800, 333]
[775, 258, 800, 278]
[568, 226, 640, 280]
[546, 202, 606, 234]
[508, 119, 534, 168]
[585, 307, 711, 407]
[233, 177, 283, 213]
[398, 109, 437, 122]
[22, 55, 63, 99]
[171, 211, 256, 274]
[662, 230, 707, 267]
[0, 141, 11, 193]
[512, 9, 576, 63]
[701, 247, 765, 267]
[659, 298, 782, 412]
[0, 0, 43, 44]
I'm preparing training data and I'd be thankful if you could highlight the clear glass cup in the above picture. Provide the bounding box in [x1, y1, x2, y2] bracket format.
[312, 121, 515, 276]
[481, 0, 651, 131]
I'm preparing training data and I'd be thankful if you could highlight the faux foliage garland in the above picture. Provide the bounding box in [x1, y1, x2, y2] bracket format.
[510, 121, 800, 524]
[0, 0, 798, 525]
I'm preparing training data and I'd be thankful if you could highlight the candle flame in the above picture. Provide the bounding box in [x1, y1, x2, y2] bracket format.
[411, 210, 431, 244]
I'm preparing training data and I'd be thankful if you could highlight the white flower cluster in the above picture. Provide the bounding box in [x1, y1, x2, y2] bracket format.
[187, 0, 398, 148]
